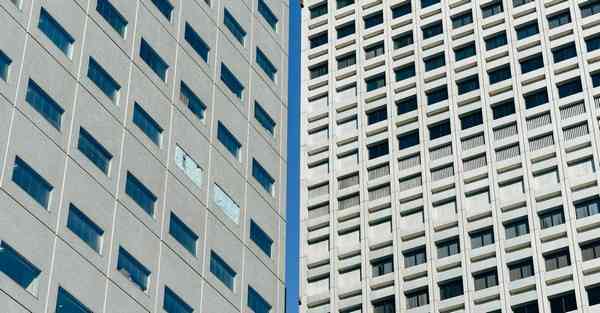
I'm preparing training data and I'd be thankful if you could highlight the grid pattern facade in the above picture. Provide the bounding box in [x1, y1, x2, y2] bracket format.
[0, 0, 288, 312]
[300, 0, 600, 312]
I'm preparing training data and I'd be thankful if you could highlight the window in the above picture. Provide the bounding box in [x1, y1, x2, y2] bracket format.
[258, 0, 278, 31]
[406, 289, 428, 309]
[548, 10, 571, 28]
[509, 259, 534, 281]
[210, 251, 236, 290]
[404, 246, 426, 267]
[452, 11, 473, 28]
[309, 63, 328, 79]
[481, 1, 503, 18]
[125, 172, 157, 216]
[253, 159, 275, 194]
[429, 120, 450, 140]
[221, 63, 244, 99]
[457, 76, 480, 94]
[485, 32, 507, 50]
[513, 0, 533, 7]
[592, 71, 600, 87]
[513, 302, 539, 313]
[117, 248, 150, 291]
[460, 109, 483, 129]
[550, 291, 577, 313]
[524, 88, 548, 109]
[392, 2, 411, 18]
[310, 2, 327, 18]
[581, 0, 600, 17]
[87, 58, 120, 103]
[150, 0, 173, 21]
[395, 63, 415, 81]
[184, 23, 209, 62]
[373, 298, 395, 313]
[337, 53, 356, 69]
[248, 286, 271, 313]
[426, 87, 448, 105]
[365, 42, 384, 59]
[437, 237, 460, 258]
[25, 79, 64, 129]
[493, 100, 515, 119]
[214, 184, 240, 224]
[544, 249, 571, 271]
[470, 228, 494, 249]
[366, 74, 386, 91]
[558, 78, 582, 98]
[516, 22, 539, 40]
[520, 54, 544, 73]
[78, 128, 112, 174]
[586, 35, 600, 52]
[12, 157, 53, 208]
[256, 48, 277, 81]
[0, 50, 10, 81]
[425, 53, 445, 71]
[473, 270, 498, 290]
[422, 21, 443, 39]
[422, 0, 440, 8]
[140, 39, 168, 80]
[588, 285, 600, 305]
[56, 287, 92, 313]
[163, 287, 193, 313]
[310, 32, 328, 48]
[180, 82, 206, 121]
[96, 0, 127, 37]
[217, 122, 242, 159]
[38, 8, 74, 57]
[553, 43, 577, 63]
[372, 256, 394, 277]
[394, 32, 413, 49]
[364, 12, 383, 29]
[0, 241, 41, 294]
[367, 106, 387, 125]
[397, 95, 417, 114]
[250, 220, 273, 257]
[223, 9, 246, 45]
[254, 102, 276, 135]
[398, 131, 419, 149]
[582, 240, 600, 261]
[575, 197, 600, 219]
[133, 103, 162, 145]
[488, 65, 511, 84]
[539, 207, 565, 229]
[175, 145, 202, 187]
[67, 204, 104, 253]
[439, 279, 463, 300]
[337, 0, 354, 9]
[455, 43, 476, 61]
[337, 23, 355, 38]
[169, 213, 198, 256]
[368, 140, 388, 159]
[505, 218, 529, 239]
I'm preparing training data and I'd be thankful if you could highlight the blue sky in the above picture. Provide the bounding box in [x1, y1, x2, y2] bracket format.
[286, 1, 300, 313]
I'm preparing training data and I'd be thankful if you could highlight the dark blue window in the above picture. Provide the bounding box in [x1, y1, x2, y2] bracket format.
[150, 0, 174, 21]
[552, 43, 577, 63]
[184, 23, 209, 62]
[252, 159, 275, 194]
[221, 63, 244, 99]
[524, 88, 548, 109]
[481, 1, 503, 18]
[258, 0, 278, 31]
[67, 204, 103, 253]
[96, 0, 127, 37]
[38, 8, 74, 57]
[125, 172, 157, 216]
[591, 72, 600, 87]
[364, 12, 383, 29]
[581, 0, 600, 18]
[255, 102, 276, 135]
[164, 287, 193, 313]
[492, 100, 515, 119]
[548, 10, 571, 28]
[452, 11, 472, 28]
[368, 140, 389, 159]
[513, 0, 533, 7]
[180, 81, 206, 121]
[169, 213, 198, 256]
[248, 286, 272, 313]
[516, 22, 539, 40]
[423, 21, 443, 38]
[457, 75, 480, 94]
[224, 9, 246, 45]
[425, 53, 445, 71]
[250, 220, 273, 257]
[25, 79, 64, 129]
[395, 63, 415, 81]
[461, 110, 483, 129]
[88, 57, 120, 103]
[427, 87, 448, 105]
[310, 32, 328, 48]
[0, 50, 11, 81]
[396, 95, 417, 115]
[310, 2, 328, 18]
[210, 251, 236, 290]
[337, 0, 354, 9]
[366, 74, 386, 91]
[429, 120, 451, 140]
[337, 23, 355, 38]
[117, 247, 150, 291]
[586, 35, 600, 52]
[485, 32, 507, 50]
[367, 106, 387, 125]
[455, 43, 476, 61]
[78, 128, 112, 174]
[392, 2, 411, 18]
[0, 241, 41, 293]
[256, 48, 277, 81]
[488, 65, 511, 84]
[558, 79, 582, 98]
[140, 38, 169, 81]
[218, 122, 242, 159]
[13, 157, 53, 208]
[133, 103, 163, 145]
[399, 132, 419, 149]
[394, 32, 413, 49]
[422, 0, 440, 8]
[520, 54, 544, 73]
[56, 287, 92, 313]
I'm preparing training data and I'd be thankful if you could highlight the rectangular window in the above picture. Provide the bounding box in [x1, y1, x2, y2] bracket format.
[473, 270, 498, 290]
[252, 159, 275, 194]
[117, 247, 150, 291]
[516, 22, 539, 40]
[455, 43, 476, 61]
[224, 9, 246, 45]
[250, 220, 273, 257]
[367, 106, 387, 125]
[25, 79, 64, 129]
[180, 81, 206, 121]
[0, 50, 11, 81]
[140, 38, 169, 81]
[429, 120, 451, 140]
[575, 197, 600, 219]
[337, 0, 354, 9]
[581, 0, 600, 18]
[373, 298, 395, 313]
[558, 78, 582, 98]
[56, 287, 92, 313]
[365, 42, 385, 59]
[258, 0, 278, 31]
[513, 302, 539, 313]
[398, 131, 419, 149]
[588, 285, 600, 305]
[493, 100, 515, 119]
[513, 0, 533, 6]
[150, 0, 173, 21]
[425, 53, 445, 71]
[254, 102, 276, 135]
[392, 2, 411, 18]
[220, 63, 244, 99]
[163, 287, 193, 313]
[214, 184, 240, 224]
[539, 207, 565, 229]
[256, 48, 277, 81]
[372, 256, 394, 277]
[12, 157, 53, 208]
[88, 57, 120, 103]
[395, 63, 415, 81]
[592, 71, 600, 87]
[550, 292, 577, 313]
[368, 140, 389, 159]
[175, 145, 202, 187]
[439, 279, 463, 300]
[548, 10, 571, 28]
[524, 88, 548, 109]
[426, 87, 448, 105]
[406, 289, 429, 309]
[520, 54, 544, 73]
[404, 246, 426, 267]
[337, 53, 356, 69]
[217, 122, 241, 159]
[505, 218, 529, 239]
[397, 95, 417, 114]
[586, 35, 600, 52]
[485, 32, 507, 50]
[553, 43, 577, 63]
[581, 240, 600, 261]
[169, 213, 198, 256]
[422, 21, 443, 39]
[460, 109, 483, 129]
[470, 228, 494, 249]
[78, 128, 112, 174]
[393, 32, 413, 49]
[422, 0, 440, 8]
[310, 2, 328, 18]
[437, 238, 460, 258]
[309, 63, 328, 79]
[125, 172, 157, 216]
[310, 32, 328, 48]
[248, 286, 271, 313]
[364, 12, 383, 29]
[0, 241, 41, 294]
[210, 251, 236, 290]
[67, 204, 103, 253]
[488, 65, 511, 84]
[452, 11, 472, 28]
[96, 0, 127, 37]
[133, 103, 163, 146]
[184, 23, 209, 62]
[337, 23, 355, 39]
[457, 76, 480, 94]
[481, 1, 503, 18]
[545, 249, 572, 271]
[38, 8, 74, 57]
[366, 74, 385, 91]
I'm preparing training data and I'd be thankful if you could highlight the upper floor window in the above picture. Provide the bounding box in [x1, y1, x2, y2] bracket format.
[470, 228, 494, 249]
[592, 71, 600, 87]
[310, 32, 328, 48]
[425, 53, 445, 71]
[133, 103, 162, 146]
[396, 95, 417, 115]
[492, 100, 515, 119]
[367, 106, 387, 125]
[457, 75, 480, 95]
[505, 217, 529, 239]
[429, 120, 450, 140]
[549, 292, 577, 313]
[220, 63, 244, 99]
[516, 22, 539, 40]
[513, 0, 533, 7]
[452, 11, 472, 28]
[398, 131, 419, 149]
[364, 12, 383, 29]
[55, 287, 92, 313]
[96, 0, 128, 37]
[481, 1, 503, 18]
[337, 22, 355, 39]
[150, 0, 174, 21]
[485, 32, 507, 50]
[581, 240, 600, 261]
[310, 2, 328, 18]
[180, 81, 206, 121]
[214, 183, 241, 224]
[513, 302, 539, 313]
[117, 247, 150, 291]
[426, 86, 448, 105]
[25, 79, 64, 129]
[337, 53, 356, 69]
[125, 172, 157, 216]
[552, 43, 577, 63]
[455, 43, 476, 61]
[524, 88, 548, 109]
[175, 145, 202, 187]
[395, 63, 415, 81]
[250, 220, 273, 257]
[544, 249, 571, 271]
[169, 212, 198, 256]
[548, 10, 571, 28]
[38, 8, 74, 58]
[539, 207, 565, 229]
[337, 0, 354, 9]
[0, 50, 11, 81]
[473, 270, 498, 290]
[67, 204, 104, 253]
[210, 251, 236, 290]
[140, 38, 169, 81]
[394, 32, 413, 49]
[78, 128, 112, 174]
[439, 278, 463, 300]
[184, 23, 209, 62]
[373, 298, 395, 313]
[368, 140, 389, 159]
[586, 35, 600, 52]
[392, 2, 411, 18]
[406, 288, 429, 309]
[88, 57, 120, 104]
[422, 0, 440, 8]
[520, 54, 544, 73]
[488, 65, 511, 84]
[248, 286, 272, 313]
[437, 238, 460, 258]
[256, 48, 277, 82]
[509, 259, 534, 281]
[217, 122, 242, 159]
[366, 74, 386, 92]
[422, 21, 443, 39]
[575, 197, 600, 219]
[258, 0, 278, 31]
[0, 241, 41, 295]
[252, 159, 275, 194]
[558, 78, 582, 98]
[404, 246, 426, 267]
[372, 256, 394, 277]
[581, 0, 600, 18]
[163, 287, 193, 313]
[460, 109, 483, 129]
[13, 157, 53, 208]
[224, 9, 246, 45]
[365, 42, 385, 59]
[254, 102, 276, 135]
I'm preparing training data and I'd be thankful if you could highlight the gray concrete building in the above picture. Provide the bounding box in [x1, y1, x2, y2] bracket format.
[0, 0, 288, 312]
[300, 0, 600, 312]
